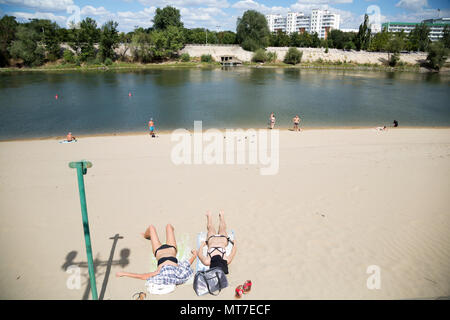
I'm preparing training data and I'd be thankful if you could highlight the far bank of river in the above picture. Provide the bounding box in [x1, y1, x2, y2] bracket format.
[0, 60, 442, 73]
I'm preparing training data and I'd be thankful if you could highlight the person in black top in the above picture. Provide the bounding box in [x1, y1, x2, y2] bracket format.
[393, 120, 398, 127]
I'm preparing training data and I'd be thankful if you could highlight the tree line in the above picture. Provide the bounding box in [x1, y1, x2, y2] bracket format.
[236, 10, 449, 69]
[0, 7, 449, 69]
[0, 6, 238, 67]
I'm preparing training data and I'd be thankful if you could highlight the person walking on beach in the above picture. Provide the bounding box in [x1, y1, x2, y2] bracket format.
[269, 112, 276, 129]
[293, 115, 301, 132]
[116, 224, 197, 286]
[198, 211, 237, 275]
[148, 118, 156, 137]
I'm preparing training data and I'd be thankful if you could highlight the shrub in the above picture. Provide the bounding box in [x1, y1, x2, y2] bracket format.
[426, 42, 448, 70]
[283, 47, 303, 65]
[180, 53, 190, 62]
[63, 50, 75, 64]
[266, 51, 277, 63]
[201, 54, 213, 63]
[389, 53, 400, 67]
[252, 48, 267, 63]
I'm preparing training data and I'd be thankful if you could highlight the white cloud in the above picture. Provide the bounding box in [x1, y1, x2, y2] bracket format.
[81, 6, 111, 17]
[138, 0, 230, 9]
[11, 10, 67, 24]
[395, 0, 428, 12]
[0, 0, 73, 11]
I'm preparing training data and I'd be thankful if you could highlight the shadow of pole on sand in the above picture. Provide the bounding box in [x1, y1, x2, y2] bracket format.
[62, 234, 130, 300]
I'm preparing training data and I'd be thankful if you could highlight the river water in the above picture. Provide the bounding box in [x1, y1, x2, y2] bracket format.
[0, 67, 449, 140]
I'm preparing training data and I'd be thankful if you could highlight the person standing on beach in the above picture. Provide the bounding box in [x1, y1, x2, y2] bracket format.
[293, 115, 301, 132]
[269, 112, 276, 129]
[116, 224, 197, 286]
[393, 120, 398, 127]
[148, 118, 155, 137]
[198, 210, 237, 275]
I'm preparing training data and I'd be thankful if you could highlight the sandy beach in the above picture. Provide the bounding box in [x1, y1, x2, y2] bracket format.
[0, 128, 449, 300]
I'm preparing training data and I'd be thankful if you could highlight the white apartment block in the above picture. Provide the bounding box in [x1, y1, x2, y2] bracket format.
[266, 9, 340, 39]
[382, 18, 449, 41]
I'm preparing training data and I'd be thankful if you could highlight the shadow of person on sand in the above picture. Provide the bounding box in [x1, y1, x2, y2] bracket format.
[61, 234, 130, 300]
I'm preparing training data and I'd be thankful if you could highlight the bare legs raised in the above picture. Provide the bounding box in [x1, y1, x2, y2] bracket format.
[142, 224, 177, 256]
[206, 210, 228, 239]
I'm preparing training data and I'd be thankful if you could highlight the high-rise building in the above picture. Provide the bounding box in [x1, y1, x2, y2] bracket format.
[266, 10, 340, 39]
[265, 14, 287, 33]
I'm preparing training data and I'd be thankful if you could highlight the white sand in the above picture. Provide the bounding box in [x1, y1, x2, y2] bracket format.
[0, 128, 449, 300]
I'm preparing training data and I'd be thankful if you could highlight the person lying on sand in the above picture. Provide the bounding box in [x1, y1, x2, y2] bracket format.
[375, 126, 387, 131]
[198, 211, 237, 275]
[116, 224, 197, 285]
[65, 132, 76, 142]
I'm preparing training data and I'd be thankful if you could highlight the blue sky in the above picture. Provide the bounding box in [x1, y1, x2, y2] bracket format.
[0, 0, 449, 32]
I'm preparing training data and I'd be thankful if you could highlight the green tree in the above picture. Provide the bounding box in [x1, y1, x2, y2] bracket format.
[68, 18, 99, 62]
[217, 31, 236, 44]
[426, 41, 448, 70]
[236, 10, 270, 51]
[355, 14, 371, 51]
[368, 28, 389, 52]
[150, 25, 185, 60]
[327, 29, 347, 49]
[28, 19, 61, 61]
[130, 28, 153, 63]
[99, 20, 119, 61]
[153, 6, 183, 30]
[408, 23, 430, 52]
[270, 30, 290, 47]
[0, 15, 18, 67]
[440, 25, 449, 49]
[283, 47, 302, 65]
[8, 25, 45, 66]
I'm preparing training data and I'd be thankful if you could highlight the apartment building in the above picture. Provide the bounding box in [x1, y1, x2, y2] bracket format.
[382, 17, 449, 41]
[266, 9, 340, 39]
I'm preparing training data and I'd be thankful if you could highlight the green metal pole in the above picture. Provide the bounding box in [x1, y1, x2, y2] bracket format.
[69, 160, 98, 300]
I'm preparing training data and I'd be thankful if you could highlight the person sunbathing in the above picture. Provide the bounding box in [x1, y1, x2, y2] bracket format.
[116, 224, 197, 285]
[198, 211, 237, 275]
[66, 132, 76, 142]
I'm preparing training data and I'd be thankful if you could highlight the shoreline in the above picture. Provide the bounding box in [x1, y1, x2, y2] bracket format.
[0, 61, 441, 74]
[1, 126, 449, 143]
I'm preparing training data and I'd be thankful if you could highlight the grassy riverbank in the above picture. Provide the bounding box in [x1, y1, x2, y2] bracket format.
[1, 59, 445, 73]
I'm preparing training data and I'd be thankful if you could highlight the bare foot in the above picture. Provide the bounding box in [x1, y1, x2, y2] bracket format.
[141, 227, 151, 240]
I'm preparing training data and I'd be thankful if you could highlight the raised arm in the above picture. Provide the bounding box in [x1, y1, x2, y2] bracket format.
[198, 241, 210, 266]
[226, 239, 237, 265]
[116, 265, 162, 280]
[188, 249, 198, 265]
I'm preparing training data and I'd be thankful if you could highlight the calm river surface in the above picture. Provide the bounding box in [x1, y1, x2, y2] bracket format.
[0, 67, 449, 140]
